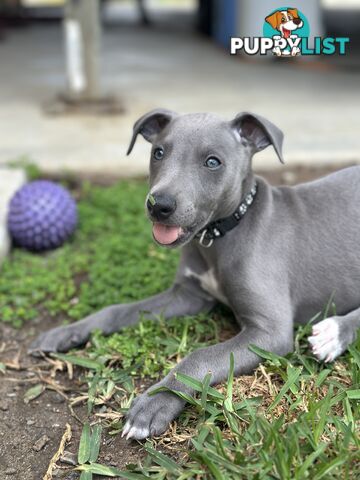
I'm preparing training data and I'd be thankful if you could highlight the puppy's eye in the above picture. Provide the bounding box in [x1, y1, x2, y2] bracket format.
[281, 17, 286, 22]
[205, 157, 221, 170]
[153, 148, 164, 160]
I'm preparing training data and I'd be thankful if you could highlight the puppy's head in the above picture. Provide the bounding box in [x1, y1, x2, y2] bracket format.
[265, 8, 303, 38]
[127, 110, 284, 248]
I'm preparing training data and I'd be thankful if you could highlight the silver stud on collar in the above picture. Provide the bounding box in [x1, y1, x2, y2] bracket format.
[239, 204, 247, 215]
[245, 194, 253, 205]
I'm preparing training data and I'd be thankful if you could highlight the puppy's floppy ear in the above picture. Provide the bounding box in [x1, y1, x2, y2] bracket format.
[127, 108, 177, 155]
[265, 11, 281, 30]
[288, 8, 299, 18]
[231, 112, 284, 164]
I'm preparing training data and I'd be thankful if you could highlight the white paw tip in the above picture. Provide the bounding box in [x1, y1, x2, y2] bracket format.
[308, 317, 342, 362]
[324, 353, 334, 363]
[126, 426, 137, 440]
[121, 420, 131, 438]
[126, 426, 149, 440]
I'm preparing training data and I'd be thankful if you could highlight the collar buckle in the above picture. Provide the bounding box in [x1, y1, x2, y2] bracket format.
[198, 229, 214, 248]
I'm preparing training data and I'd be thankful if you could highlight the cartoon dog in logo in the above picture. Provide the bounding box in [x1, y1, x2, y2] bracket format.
[265, 8, 304, 56]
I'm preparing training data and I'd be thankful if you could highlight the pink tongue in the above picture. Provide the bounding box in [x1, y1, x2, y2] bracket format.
[153, 223, 182, 245]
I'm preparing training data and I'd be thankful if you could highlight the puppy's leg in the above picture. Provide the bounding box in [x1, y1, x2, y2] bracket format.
[123, 318, 294, 440]
[308, 307, 360, 362]
[29, 281, 215, 354]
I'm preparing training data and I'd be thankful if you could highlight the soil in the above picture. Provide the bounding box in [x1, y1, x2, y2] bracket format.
[0, 163, 357, 480]
[0, 319, 144, 480]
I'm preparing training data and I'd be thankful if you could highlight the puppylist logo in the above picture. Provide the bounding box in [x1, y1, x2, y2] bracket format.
[231, 7, 349, 57]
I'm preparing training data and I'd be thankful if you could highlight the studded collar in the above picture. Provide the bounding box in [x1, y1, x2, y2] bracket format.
[195, 183, 258, 248]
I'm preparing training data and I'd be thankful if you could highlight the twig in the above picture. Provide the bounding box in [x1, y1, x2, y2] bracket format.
[43, 423, 72, 480]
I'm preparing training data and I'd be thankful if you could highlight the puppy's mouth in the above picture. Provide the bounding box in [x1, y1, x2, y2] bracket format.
[282, 27, 291, 38]
[151, 209, 216, 248]
[152, 223, 185, 246]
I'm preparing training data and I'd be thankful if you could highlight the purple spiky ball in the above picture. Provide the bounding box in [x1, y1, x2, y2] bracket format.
[7, 180, 78, 252]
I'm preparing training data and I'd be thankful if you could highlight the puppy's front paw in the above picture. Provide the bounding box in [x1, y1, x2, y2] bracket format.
[28, 324, 87, 355]
[122, 387, 185, 440]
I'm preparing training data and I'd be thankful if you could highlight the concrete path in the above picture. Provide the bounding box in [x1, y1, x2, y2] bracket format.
[0, 168, 27, 265]
[0, 6, 359, 177]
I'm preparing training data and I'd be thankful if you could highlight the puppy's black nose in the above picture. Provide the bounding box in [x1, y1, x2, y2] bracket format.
[293, 17, 302, 25]
[147, 193, 177, 220]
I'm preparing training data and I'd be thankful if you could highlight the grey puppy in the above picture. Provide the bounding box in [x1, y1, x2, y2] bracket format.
[30, 109, 360, 440]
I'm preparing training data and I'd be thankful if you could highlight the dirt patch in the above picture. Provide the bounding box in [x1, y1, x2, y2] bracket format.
[0, 320, 143, 480]
[0, 163, 357, 479]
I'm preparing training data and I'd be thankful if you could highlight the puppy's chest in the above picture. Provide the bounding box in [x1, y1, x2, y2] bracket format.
[184, 267, 229, 306]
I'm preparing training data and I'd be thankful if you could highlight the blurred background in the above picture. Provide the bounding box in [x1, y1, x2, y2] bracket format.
[0, 0, 359, 179]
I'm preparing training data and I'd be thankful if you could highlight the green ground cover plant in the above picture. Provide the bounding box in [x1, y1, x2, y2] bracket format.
[0, 180, 179, 327]
[1, 179, 359, 479]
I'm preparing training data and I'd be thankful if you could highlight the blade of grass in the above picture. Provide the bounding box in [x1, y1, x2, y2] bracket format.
[89, 424, 102, 463]
[295, 443, 327, 479]
[78, 422, 91, 465]
[315, 369, 331, 387]
[192, 451, 225, 480]
[346, 389, 360, 400]
[224, 352, 234, 412]
[223, 404, 241, 435]
[174, 372, 224, 399]
[268, 366, 302, 412]
[177, 318, 189, 353]
[76, 463, 145, 478]
[144, 442, 181, 474]
[80, 472, 93, 480]
[248, 344, 283, 366]
[201, 372, 212, 410]
[314, 386, 333, 444]
[213, 425, 231, 461]
[149, 386, 200, 408]
[87, 373, 100, 415]
[24, 383, 44, 404]
[343, 397, 354, 427]
[313, 455, 348, 480]
[348, 344, 360, 368]
[196, 424, 211, 446]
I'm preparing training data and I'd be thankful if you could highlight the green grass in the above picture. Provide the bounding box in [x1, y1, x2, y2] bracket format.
[0, 180, 179, 327]
[61, 322, 360, 480]
[1, 179, 359, 479]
